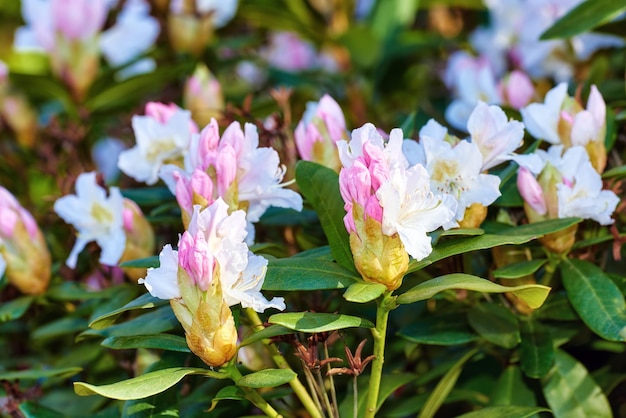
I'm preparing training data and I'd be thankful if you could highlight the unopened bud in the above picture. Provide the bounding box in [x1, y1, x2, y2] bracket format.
[184, 65, 224, 127]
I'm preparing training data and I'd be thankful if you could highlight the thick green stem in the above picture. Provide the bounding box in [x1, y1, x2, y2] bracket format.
[244, 308, 323, 418]
[228, 365, 282, 417]
[364, 291, 395, 418]
[542, 252, 563, 287]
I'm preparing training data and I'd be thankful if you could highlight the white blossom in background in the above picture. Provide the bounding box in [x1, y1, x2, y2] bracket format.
[54, 172, 126, 268]
[170, 0, 239, 28]
[118, 102, 197, 185]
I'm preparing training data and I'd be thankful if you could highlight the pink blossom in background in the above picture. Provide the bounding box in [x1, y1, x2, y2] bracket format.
[262, 32, 318, 72]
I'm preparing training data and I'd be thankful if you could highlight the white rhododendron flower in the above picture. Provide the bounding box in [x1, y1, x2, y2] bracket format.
[54, 172, 126, 268]
[119, 102, 197, 185]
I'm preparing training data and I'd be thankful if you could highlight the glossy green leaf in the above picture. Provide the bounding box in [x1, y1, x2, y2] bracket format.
[119, 256, 160, 269]
[101, 334, 190, 352]
[89, 293, 168, 330]
[239, 325, 296, 347]
[541, 0, 626, 39]
[408, 233, 545, 273]
[74, 367, 227, 400]
[418, 349, 477, 418]
[80, 305, 178, 340]
[18, 402, 68, 418]
[0, 367, 82, 381]
[561, 258, 626, 341]
[519, 319, 554, 379]
[269, 312, 373, 333]
[213, 385, 246, 401]
[543, 350, 612, 418]
[602, 165, 626, 179]
[456, 406, 551, 418]
[339, 373, 417, 417]
[397, 274, 551, 309]
[237, 368, 296, 388]
[398, 313, 477, 345]
[0, 296, 34, 322]
[468, 304, 520, 349]
[497, 218, 582, 236]
[32, 317, 88, 340]
[295, 161, 355, 272]
[343, 282, 387, 303]
[263, 258, 359, 291]
[121, 187, 174, 207]
[490, 366, 538, 408]
[430, 228, 484, 245]
[534, 292, 578, 321]
[493, 259, 547, 279]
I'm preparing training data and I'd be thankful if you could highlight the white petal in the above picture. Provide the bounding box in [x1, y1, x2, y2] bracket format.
[140, 245, 181, 299]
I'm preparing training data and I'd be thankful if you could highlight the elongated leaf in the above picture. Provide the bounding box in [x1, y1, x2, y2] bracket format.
[209, 385, 247, 412]
[408, 234, 539, 273]
[493, 260, 547, 279]
[561, 258, 626, 341]
[456, 406, 551, 418]
[74, 367, 227, 400]
[0, 367, 82, 381]
[295, 161, 355, 272]
[490, 366, 538, 408]
[237, 369, 296, 388]
[80, 305, 178, 340]
[121, 187, 174, 207]
[541, 0, 626, 40]
[418, 349, 477, 418]
[343, 282, 387, 303]
[263, 258, 359, 291]
[602, 165, 626, 179]
[119, 256, 160, 269]
[339, 373, 417, 417]
[0, 296, 34, 322]
[431, 228, 484, 245]
[397, 274, 551, 309]
[101, 334, 190, 352]
[543, 350, 612, 418]
[398, 312, 477, 345]
[468, 304, 520, 348]
[534, 292, 578, 321]
[497, 218, 581, 236]
[519, 318, 554, 379]
[89, 293, 167, 330]
[240, 325, 295, 347]
[269, 312, 374, 333]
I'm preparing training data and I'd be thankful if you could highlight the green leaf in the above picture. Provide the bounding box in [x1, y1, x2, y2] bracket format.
[561, 258, 626, 341]
[269, 312, 374, 333]
[493, 260, 547, 279]
[408, 234, 539, 273]
[343, 282, 387, 303]
[490, 366, 538, 408]
[89, 293, 167, 330]
[397, 274, 551, 309]
[237, 369, 296, 388]
[339, 373, 417, 417]
[32, 317, 88, 340]
[119, 256, 160, 269]
[602, 165, 626, 179]
[398, 312, 477, 346]
[239, 325, 296, 347]
[543, 350, 612, 418]
[0, 367, 82, 381]
[80, 305, 179, 340]
[371, 0, 420, 39]
[74, 367, 227, 400]
[430, 228, 484, 245]
[0, 296, 34, 322]
[295, 161, 355, 272]
[101, 334, 190, 352]
[263, 258, 359, 291]
[213, 385, 246, 401]
[540, 0, 626, 40]
[534, 292, 578, 321]
[496, 218, 582, 236]
[418, 349, 477, 418]
[468, 304, 520, 349]
[121, 187, 174, 207]
[519, 318, 554, 379]
[456, 406, 551, 418]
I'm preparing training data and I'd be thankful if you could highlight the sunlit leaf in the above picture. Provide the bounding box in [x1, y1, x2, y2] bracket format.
[541, 0, 626, 39]
[343, 282, 387, 303]
[263, 258, 359, 291]
[269, 312, 373, 333]
[397, 274, 551, 309]
[74, 368, 227, 400]
[237, 369, 296, 388]
[543, 350, 612, 418]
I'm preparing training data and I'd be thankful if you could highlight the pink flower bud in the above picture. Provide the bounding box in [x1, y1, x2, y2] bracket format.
[215, 145, 237, 196]
[145, 102, 199, 134]
[190, 169, 214, 203]
[517, 167, 547, 215]
[500, 70, 534, 109]
[184, 65, 224, 127]
[339, 160, 372, 209]
[178, 230, 215, 291]
[51, 0, 107, 41]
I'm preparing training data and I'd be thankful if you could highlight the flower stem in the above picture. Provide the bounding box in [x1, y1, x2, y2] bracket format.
[244, 308, 323, 418]
[364, 291, 395, 418]
[227, 365, 282, 417]
[324, 342, 340, 418]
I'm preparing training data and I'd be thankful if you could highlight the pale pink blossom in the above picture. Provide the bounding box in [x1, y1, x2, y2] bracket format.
[517, 167, 546, 215]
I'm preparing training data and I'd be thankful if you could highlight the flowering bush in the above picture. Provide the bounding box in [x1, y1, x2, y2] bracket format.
[1, 1, 626, 417]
